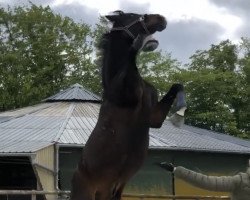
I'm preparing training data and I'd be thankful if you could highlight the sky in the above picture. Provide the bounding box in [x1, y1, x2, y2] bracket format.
[1, 0, 250, 64]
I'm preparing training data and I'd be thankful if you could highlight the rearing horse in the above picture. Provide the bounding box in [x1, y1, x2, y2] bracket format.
[71, 11, 186, 200]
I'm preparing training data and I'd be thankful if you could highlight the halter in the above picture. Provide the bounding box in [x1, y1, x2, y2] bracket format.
[110, 16, 150, 39]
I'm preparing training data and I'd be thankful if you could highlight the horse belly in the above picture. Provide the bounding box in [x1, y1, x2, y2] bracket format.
[83, 123, 149, 178]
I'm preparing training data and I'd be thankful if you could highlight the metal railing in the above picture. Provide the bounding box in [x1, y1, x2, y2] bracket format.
[123, 193, 230, 200]
[0, 190, 231, 200]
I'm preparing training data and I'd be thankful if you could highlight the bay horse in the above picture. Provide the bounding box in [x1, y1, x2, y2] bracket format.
[71, 11, 186, 200]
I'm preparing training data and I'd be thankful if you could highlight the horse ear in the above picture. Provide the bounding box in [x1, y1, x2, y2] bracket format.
[105, 15, 119, 22]
[113, 10, 124, 15]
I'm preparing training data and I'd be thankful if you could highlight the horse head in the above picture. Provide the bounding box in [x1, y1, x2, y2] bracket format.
[105, 11, 167, 51]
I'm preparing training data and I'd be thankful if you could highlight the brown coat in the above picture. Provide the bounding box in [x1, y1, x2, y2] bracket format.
[175, 166, 250, 200]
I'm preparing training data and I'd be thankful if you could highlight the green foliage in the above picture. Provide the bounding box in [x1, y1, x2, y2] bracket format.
[0, 4, 96, 110]
[189, 40, 238, 71]
[171, 39, 249, 138]
[238, 37, 250, 136]
[136, 39, 249, 138]
[89, 16, 111, 95]
[137, 51, 181, 96]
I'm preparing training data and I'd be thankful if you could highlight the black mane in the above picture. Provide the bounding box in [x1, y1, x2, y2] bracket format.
[99, 29, 138, 105]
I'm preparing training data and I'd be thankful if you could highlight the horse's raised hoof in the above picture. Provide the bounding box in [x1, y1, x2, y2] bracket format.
[169, 107, 187, 128]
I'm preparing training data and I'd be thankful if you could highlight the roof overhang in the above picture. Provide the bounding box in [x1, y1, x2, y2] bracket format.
[57, 143, 84, 148]
[150, 147, 250, 155]
[0, 152, 36, 157]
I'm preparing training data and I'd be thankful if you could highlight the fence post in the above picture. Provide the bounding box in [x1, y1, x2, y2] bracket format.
[31, 193, 36, 200]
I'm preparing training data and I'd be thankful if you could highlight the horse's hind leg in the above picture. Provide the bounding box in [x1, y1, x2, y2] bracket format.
[111, 183, 125, 200]
[71, 189, 94, 200]
[95, 182, 125, 200]
[95, 190, 112, 200]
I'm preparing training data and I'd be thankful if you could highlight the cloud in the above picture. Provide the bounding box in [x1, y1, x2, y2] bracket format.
[1, 0, 245, 64]
[0, 0, 100, 28]
[52, 2, 99, 26]
[118, 0, 150, 13]
[51, 0, 151, 28]
[155, 18, 224, 64]
[51, 0, 151, 27]
[90, 0, 225, 64]
[209, 0, 250, 15]
[0, 0, 53, 7]
[209, 0, 250, 39]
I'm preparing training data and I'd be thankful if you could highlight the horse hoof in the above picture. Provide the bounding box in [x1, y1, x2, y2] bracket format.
[169, 108, 186, 128]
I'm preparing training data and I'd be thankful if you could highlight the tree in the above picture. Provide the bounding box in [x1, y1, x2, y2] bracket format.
[90, 16, 111, 96]
[137, 50, 181, 97]
[171, 40, 249, 138]
[238, 37, 250, 134]
[189, 40, 238, 72]
[0, 4, 94, 111]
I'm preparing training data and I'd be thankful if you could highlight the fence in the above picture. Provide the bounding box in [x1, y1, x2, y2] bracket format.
[0, 190, 231, 200]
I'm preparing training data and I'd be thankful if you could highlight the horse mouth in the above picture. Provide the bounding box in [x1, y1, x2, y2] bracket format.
[142, 39, 159, 52]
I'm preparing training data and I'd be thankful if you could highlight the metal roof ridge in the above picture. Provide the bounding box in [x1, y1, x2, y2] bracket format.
[72, 85, 79, 100]
[53, 103, 76, 142]
[72, 83, 83, 88]
[81, 86, 101, 100]
[43, 87, 71, 101]
[44, 83, 101, 102]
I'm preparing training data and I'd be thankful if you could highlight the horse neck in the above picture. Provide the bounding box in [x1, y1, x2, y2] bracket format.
[104, 33, 136, 67]
[102, 33, 138, 91]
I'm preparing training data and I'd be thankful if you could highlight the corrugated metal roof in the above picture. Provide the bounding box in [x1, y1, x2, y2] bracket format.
[0, 101, 100, 153]
[0, 140, 53, 153]
[0, 116, 11, 123]
[0, 83, 249, 154]
[45, 83, 101, 102]
[150, 121, 250, 154]
[183, 125, 250, 148]
[0, 83, 101, 154]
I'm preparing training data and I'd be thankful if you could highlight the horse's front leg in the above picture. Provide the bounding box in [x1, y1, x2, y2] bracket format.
[150, 84, 186, 128]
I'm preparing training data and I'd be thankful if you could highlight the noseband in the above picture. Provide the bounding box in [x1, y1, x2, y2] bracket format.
[110, 16, 150, 39]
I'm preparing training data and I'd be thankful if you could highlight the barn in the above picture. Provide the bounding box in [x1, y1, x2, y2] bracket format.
[0, 83, 250, 199]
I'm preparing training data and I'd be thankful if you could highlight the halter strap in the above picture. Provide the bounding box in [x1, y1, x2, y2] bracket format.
[110, 16, 150, 39]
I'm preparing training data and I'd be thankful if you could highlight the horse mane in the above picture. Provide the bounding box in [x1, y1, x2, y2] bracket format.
[112, 10, 124, 15]
[97, 10, 127, 51]
[97, 33, 110, 51]
[96, 25, 135, 102]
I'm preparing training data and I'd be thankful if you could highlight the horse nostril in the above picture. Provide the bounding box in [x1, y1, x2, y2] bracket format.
[159, 16, 167, 23]
[155, 15, 166, 29]
[162, 21, 167, 29]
